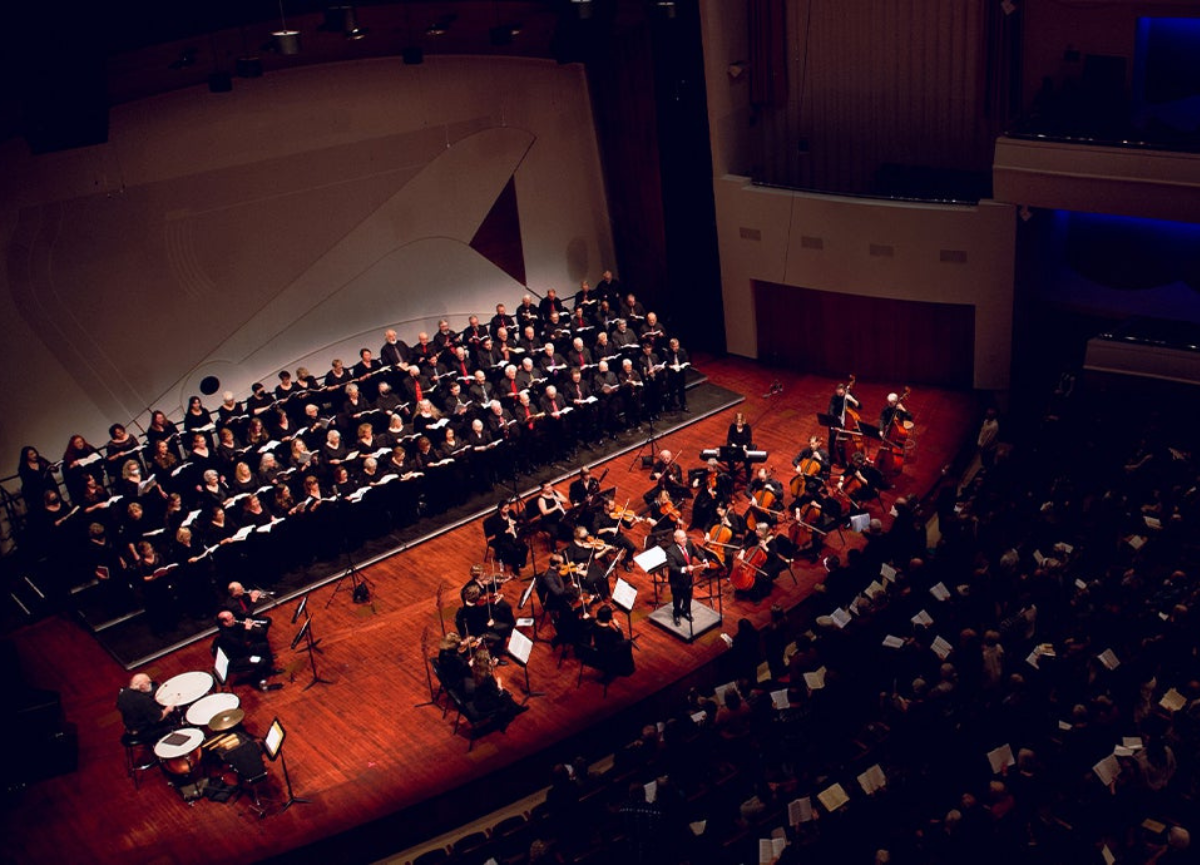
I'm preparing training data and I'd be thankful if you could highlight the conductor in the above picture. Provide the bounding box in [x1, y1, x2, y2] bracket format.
[663, 528, 708, 626]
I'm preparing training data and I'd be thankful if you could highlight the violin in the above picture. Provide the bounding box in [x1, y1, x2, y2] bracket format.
[660, 500, 684, 526]
[610, 501, 651, 524]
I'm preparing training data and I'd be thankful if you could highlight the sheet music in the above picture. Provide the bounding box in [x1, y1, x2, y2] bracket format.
[507, 629, 533, 666]
[612, 578, 637, 612]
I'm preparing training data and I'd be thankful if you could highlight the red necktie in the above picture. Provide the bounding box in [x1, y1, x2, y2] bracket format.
[579, 352, 585, 366]
[681, 545, 690, 565]
[415, 381, 423, 401]
[511, 379, 518, 395]
[550, 399, 558, 413]
[461, 362, 468, 376]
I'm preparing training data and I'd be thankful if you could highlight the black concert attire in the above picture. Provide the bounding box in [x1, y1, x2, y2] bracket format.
[380, 337, 410, 370]
[637, 347, 666, 418]
[352, 357, 384, 401]
[536, 490, 572, 545]
[116, 683, 170, 737]
[828, 389, 862, 465]
[536, 563, 572, 615]
[568, 474, 602, 531]
[664, 345, 691, 411]
[212, 618, 274, 682]
[565, 374, 599, 443]
[564, 538, 610, 600]
[649, 456, 690, 502]
[615, 364, 644, 427]
[484, 509, 529, 573]
[539, 391, 574, 462]
[791, 443, 831, 484]
[880, 403, 913, 444]
[594, 508, 638, 566]
[747, 475, 785, 527]
[726, 421, 754, 472]
[489, 312, 517, 337]
[664, 538, 707, 623]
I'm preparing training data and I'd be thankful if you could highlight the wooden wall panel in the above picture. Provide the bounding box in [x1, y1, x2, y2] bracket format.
[753, 280, 975, 388]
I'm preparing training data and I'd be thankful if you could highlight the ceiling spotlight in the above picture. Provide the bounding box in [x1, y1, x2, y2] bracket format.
[272, 29, 302, 55]
[322, 5, 369, 40]
[654, 1, 678, 19]
[273, 0, 301, 55]
[571, 0, 594, 20]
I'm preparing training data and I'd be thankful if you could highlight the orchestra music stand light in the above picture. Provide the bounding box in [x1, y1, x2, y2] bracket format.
[263, 717, 310, 812]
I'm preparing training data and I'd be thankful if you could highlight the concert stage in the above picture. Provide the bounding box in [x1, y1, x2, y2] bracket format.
[0, 357, 979, 865]
[79, 373, 743, 669]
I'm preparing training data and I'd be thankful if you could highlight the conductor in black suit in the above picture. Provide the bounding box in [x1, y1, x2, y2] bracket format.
[663, 528, 708, 626]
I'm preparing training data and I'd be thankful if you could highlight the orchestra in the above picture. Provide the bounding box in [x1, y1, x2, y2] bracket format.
[18, 269, 931, 763]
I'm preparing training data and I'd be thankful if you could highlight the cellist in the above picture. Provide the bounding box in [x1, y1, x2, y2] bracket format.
[792, 435, 830, 481]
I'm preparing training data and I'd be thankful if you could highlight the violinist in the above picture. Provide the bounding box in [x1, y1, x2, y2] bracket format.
[565, 525, 611, 600]
[469, 646, 528, 730]
[647, 449, 690, 502]
[536, 553, 572, 615]
[664, 528, 708, 626]
[647, 488, 685, 533]
[595, 491, 643, 566]
[483, 501, 529, 575]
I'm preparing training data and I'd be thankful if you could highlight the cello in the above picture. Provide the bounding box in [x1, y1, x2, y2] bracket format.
[703, 523, 736, 567]
[729, 544, 767, 592]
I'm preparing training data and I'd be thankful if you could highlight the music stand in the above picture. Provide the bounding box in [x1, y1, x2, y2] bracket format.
[263, 717, 310, 812]
[506, 629, 544, 703]
[634, 545, 669, 605]
[291, 617, 332, 690]
[516, 577, 545, 642]
[611, 578, 641, 649]
[213, 646, 231, 688]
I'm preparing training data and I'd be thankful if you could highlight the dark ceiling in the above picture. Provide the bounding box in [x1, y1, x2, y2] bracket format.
[3, 1, 663, 150]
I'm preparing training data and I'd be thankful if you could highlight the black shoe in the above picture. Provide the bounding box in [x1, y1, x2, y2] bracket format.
[623, 561, 633, 573]
[268, 668, 284, 676]
[672, 615, 681, 626]
[515, 704, 530, 714]
[258, 680, 283, 692]
[683, 611, 693, 621]
[496, 658, 510, 667]
[682, 406, 691, 413]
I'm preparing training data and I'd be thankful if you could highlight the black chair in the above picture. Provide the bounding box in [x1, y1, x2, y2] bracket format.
[576, 639, 634, 697]
[120, 730, 159, 789]
[447, 688, 503, 753]
[224, 737, 271, 818]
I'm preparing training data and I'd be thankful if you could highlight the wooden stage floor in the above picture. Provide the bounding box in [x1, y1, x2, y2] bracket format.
[0, 357, 978, 865]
